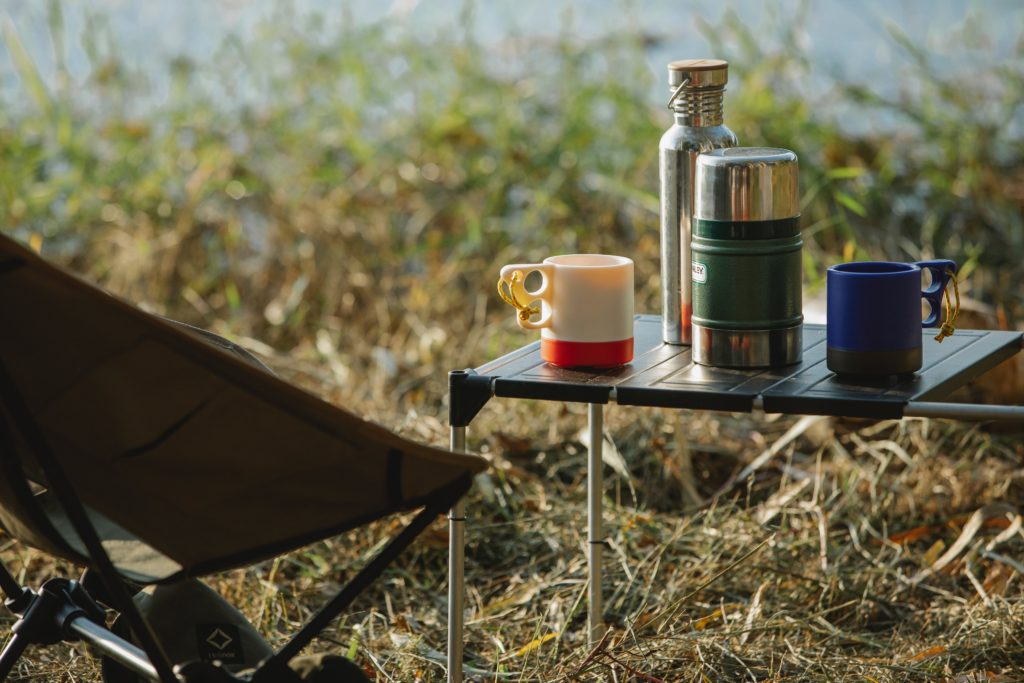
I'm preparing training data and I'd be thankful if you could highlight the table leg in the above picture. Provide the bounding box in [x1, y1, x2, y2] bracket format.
[587, 403, 605, 646]
[448, 426, 467, 683]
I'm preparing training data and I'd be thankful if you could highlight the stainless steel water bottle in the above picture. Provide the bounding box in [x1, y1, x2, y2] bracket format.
[659, 59, 738, 345]
[691, 147, 803, 367]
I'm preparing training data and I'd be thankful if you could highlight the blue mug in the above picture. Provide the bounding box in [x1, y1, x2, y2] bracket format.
[826, 260, 957, 376]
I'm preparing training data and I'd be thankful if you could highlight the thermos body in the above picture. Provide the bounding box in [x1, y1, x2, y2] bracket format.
[691, 147, 803, 368]
[691, 222, 803, 329]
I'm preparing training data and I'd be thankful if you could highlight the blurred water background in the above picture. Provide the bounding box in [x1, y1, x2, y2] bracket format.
[1, 0, 1022, 415]
[4, 0, 1023, 131]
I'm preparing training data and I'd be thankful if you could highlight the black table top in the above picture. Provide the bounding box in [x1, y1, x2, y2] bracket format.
[465, 315, 1022, 419]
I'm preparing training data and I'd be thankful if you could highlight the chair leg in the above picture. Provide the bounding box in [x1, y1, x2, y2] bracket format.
[0, 579, 67, 682]
[0, 562, 36, 682]
[0, 632, 31, 681]
[0, 563, 31, 613]
[0, 577, 125, 682]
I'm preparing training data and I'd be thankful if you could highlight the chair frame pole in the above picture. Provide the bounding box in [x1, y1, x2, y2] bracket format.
[0, 563, 29, 607]
[268, 485, 462, 666]
[0, 632, 32, 681]
[69, 616, 161, 680]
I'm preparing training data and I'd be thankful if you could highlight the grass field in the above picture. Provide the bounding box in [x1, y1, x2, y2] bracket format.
[2, 4, 1024, 681]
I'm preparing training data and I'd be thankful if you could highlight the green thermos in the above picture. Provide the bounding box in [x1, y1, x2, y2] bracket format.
[691, 147, 803, 367]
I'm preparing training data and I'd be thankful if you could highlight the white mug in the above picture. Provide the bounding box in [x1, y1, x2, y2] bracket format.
[498, 254, 634, 367]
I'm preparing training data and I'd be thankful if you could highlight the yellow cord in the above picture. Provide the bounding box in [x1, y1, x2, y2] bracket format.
[934, 269, 960, 342]
[497, 271, 539, 323]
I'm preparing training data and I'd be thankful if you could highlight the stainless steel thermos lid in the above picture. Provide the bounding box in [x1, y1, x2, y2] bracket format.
[667, 59, 729, 89]
[694, 147, 799, 222]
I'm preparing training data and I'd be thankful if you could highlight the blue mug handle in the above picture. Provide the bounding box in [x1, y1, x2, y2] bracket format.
[915, 259, 957, 327]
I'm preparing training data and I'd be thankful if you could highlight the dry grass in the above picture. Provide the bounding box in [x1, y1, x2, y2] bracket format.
[4, 384, 1024, 681]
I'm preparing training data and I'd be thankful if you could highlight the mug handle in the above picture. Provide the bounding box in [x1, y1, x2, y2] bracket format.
[916, 259, 957, 328]
[498, 263, 554, 330]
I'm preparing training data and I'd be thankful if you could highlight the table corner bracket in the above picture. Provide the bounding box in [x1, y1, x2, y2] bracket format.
[449, 369, 493, 427]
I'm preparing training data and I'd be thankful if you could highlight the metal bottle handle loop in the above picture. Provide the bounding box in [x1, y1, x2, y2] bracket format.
[666, 77, 691, 109]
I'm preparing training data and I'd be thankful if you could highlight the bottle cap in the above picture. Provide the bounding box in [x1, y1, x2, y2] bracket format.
[667, 59, 729, 89]
[694, 147, 800, 221]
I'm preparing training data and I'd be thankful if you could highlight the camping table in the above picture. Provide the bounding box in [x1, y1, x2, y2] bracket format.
[445, 315, 1024, 682]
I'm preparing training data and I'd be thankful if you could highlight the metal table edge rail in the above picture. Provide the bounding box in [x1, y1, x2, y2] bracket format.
[748, 395, 1024, 422]
[902, 401, 1024, 421]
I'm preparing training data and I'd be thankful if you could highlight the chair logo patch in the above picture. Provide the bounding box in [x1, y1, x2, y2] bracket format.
[197, 623, 244, 664]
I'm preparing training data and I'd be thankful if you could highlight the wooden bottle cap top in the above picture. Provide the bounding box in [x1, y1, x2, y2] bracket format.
[667, 59, 728, 88]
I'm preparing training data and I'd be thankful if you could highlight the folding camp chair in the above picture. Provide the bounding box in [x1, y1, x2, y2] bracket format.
[0, 232, 486, 682]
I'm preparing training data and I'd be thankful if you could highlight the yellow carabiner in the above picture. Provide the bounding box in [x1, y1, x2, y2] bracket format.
[497, 270, 539, 323]
[934, 269, 961, 343]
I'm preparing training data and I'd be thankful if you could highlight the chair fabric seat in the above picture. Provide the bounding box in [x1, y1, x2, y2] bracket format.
[0, 232, 487, 583]
[36, 493, 181, 584]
